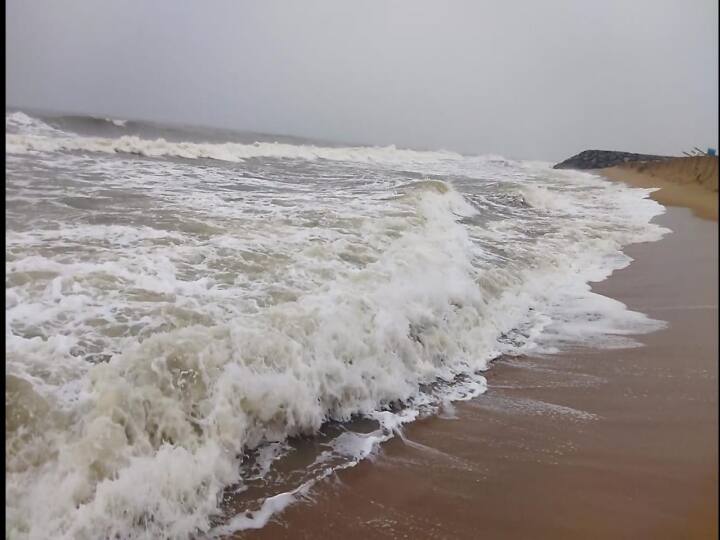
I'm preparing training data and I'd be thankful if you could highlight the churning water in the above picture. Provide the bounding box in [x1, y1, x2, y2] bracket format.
[5, 111, 668, 538]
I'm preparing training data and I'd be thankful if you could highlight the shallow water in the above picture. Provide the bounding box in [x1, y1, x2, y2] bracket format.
[5, 110, 668, 539]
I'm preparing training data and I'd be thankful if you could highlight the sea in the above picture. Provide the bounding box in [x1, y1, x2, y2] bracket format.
[5, 110, 669, 539]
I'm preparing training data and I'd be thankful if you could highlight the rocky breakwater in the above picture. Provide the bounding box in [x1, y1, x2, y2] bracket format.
[553, 150, 671, 170]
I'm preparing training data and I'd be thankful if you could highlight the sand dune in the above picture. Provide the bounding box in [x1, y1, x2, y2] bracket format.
[603, 156, 718, 220]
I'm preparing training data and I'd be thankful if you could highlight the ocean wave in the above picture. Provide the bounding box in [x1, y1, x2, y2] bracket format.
[103, 117, 127, 127]
[6, 111, 66, 137]
[5, 114, 671, 538]
[5, 111, 463, 166]
[6, 182, 512, 538]
[5, 132, 463, 166]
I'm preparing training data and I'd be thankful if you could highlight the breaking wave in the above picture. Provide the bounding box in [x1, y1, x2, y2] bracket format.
[5, 110, 670, 539]
[6, 119, 462, 165]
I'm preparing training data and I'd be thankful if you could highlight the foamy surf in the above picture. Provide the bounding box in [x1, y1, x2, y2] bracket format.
[5, 111, 670, 539]
[5, 131, 462, 165]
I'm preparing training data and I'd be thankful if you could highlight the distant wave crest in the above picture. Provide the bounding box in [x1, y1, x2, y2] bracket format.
[5, 111, 462, 165]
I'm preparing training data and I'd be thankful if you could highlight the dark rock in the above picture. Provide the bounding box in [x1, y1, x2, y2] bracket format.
[553, 150, 671, 170]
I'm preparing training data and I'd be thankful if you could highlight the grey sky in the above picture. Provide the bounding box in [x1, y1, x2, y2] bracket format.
[6, 0, 718, 161]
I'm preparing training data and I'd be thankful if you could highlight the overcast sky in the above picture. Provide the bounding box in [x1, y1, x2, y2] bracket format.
[6, 0, 718, 161]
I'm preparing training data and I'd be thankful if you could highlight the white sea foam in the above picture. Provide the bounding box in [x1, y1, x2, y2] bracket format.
[6, 131, 463, 166]
[5, 111, 671, 539]
[104, 117, 128, 127]
[5, 111, 65, 137]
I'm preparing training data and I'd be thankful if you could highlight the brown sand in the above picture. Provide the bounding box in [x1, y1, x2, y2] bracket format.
[233, 191, 718, 540]
[603, 156, 718, 221]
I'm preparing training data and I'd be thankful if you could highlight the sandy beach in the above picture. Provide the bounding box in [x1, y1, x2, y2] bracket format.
[238, 172, 718, 539]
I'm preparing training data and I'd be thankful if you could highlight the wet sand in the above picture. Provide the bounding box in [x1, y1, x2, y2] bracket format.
[233, 193, 718, 539]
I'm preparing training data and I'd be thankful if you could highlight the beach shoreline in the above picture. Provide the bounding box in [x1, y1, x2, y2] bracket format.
[236, 174, 718, 539]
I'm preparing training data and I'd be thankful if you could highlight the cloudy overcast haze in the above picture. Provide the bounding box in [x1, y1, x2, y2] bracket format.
[6, 0, 718, 161]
